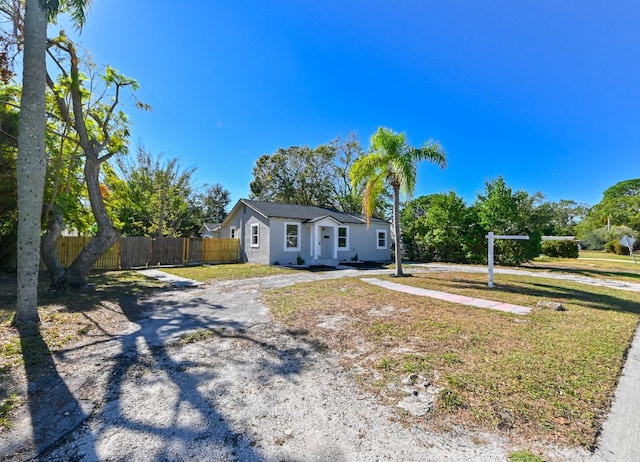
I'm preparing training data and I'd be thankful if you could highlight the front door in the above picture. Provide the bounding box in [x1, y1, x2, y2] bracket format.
[320, 226, 334, 259]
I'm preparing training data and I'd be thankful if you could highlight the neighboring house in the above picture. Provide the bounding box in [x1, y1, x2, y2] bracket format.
[199, 222, 222, 238]
[220, 199, 392, 266]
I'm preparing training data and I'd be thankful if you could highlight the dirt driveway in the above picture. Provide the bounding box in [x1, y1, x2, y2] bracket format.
[0, 268, 602, 461]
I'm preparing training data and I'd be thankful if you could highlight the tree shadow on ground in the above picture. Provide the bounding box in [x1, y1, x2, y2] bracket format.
[521, 263, 640, 281]
[406, 273, 640, 315]
[13, 323, 99, 460]
[37, 288, 323, 461]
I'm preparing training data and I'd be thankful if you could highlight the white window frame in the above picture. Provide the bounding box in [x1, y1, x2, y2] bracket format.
[376, 229, 388, 249]
[284, 222, 301, 251]
[230, 226, 237, 239]
[250, 223, 260, 248]
[337, 226, 349, 250]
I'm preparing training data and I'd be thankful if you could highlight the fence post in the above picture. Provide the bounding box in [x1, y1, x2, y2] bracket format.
[183, 238, 189, 265]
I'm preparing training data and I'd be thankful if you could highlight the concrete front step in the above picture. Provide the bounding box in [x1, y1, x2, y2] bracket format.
[312, 258, 339, 267]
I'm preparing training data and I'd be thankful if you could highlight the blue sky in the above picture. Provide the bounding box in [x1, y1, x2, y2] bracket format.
[56, 1, 640, 208]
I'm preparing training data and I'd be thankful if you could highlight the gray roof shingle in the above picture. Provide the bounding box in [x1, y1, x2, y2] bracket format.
[239, 199, 388, 224]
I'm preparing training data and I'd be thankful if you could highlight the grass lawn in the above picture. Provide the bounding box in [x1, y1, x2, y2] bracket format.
[521, 253, 640, 284]
[264, 270, 640, 450]
[579, 250, 639, 261]
[160, 263, 296, 282]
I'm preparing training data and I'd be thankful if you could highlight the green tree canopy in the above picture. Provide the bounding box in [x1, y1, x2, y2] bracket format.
[584, 179, 640, 232]
[105, 147, 197, 238]
[249, 133, 368, 213]
[473, 176, 542, 265]
[401, 192, 479, 263]
[0, 83, 19, 271]
[536, 199, 588, 236]
[173, 182, 232, 237]
[196, 182, 231, 223]
[250, 145, 334, 206]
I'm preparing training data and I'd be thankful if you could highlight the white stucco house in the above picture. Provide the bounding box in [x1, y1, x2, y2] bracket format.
[220, 199, 392, 266]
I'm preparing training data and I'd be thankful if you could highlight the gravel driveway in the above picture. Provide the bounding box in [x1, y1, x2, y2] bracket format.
[1, 266, 611, 461]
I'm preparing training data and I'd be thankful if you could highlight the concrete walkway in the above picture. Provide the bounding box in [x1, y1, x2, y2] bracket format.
[360, 277, 531, 315]
[592, 324, 640, 461]
[138, 268, 203, 288]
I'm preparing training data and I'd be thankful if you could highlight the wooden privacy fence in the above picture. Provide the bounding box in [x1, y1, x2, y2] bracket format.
[56, 236, 121, 270]
[55, 237, 240, 270]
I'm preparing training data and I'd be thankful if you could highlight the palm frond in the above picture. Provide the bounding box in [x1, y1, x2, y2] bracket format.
[352, 126, 447, 222]
[412, 141, 447, 168]
[66, 0, 91, 28]
[350, 152, 382, 187]
[41, 0, 91, 27]
[361, 174, 385, 225]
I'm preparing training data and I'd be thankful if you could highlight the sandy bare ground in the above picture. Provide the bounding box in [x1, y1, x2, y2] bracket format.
[0, 267, 615, 461]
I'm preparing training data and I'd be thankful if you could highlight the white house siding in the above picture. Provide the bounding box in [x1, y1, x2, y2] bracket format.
[220, 199, 392, 265]
[348, 223, 392, 262]
[267, 218, 391, 265]
[268, 218, 310, 265]
[220, 203, 271, 264]
[243, 215, 270, 265]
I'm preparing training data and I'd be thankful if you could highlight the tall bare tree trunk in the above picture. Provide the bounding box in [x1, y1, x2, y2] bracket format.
[14, 0, 47, 326]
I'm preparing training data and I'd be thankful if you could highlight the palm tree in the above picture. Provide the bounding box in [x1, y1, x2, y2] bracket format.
[14, 0, 90, 326]
[350, 127, 446, 277]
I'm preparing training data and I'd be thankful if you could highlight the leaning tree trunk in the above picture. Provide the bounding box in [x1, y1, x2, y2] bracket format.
[41, 206, 66, 287]
[392, 183, 404, 277]
[60, 155, 120, 288]
[43, 38, 122, 289]
[14, 0, 48, 326]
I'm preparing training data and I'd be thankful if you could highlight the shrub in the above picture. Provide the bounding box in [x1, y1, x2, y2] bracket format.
[541, 240, 579, 258]
[579, 228, 607, 250]
[492, 236, 542, 266]
[605, 240, 630, 255]
[579, 225, 637, 251]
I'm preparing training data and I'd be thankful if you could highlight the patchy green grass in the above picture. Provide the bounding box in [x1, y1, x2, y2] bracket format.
[160, 263, 295, 282]
[179, 328, 220, 345]
[579, 250, 638, 261]
[264, 271, 640, 449]
[0, 393, 21, 428]
[509, 450, 545, 462]
[523, 253, 640, 284]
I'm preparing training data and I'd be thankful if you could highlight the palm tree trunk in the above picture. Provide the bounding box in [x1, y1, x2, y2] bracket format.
[14, 0, 47, 326]
[393, 183, 403, 277]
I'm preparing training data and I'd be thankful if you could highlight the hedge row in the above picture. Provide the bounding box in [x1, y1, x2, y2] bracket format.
[541, 240, 579, 258]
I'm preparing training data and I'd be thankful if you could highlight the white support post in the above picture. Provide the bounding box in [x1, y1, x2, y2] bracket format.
[485, 232, 529, 288]
[488, 232, 495, 288]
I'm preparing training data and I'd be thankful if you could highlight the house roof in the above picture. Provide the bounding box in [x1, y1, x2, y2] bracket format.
[228, 199, 389, 225]
[199, 223, 221, 232]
